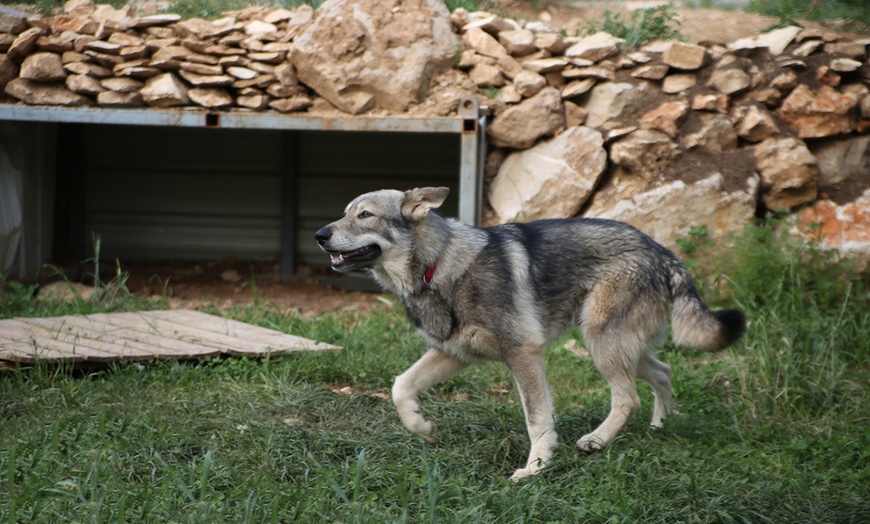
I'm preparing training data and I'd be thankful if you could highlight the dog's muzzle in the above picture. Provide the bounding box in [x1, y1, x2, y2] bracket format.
[314, 226, 333, 246]
[314, 226, 381, 272]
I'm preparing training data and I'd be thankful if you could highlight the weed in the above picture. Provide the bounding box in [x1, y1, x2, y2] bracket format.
[445, 0, 487, 13]
[587, 4, 683, 49]
[747, 0, 870, 29]
[483, 86, 502, 99]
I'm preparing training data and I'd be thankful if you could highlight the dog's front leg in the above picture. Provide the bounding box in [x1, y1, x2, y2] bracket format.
[507, 350, 558, 481]
[392, 348, 468, 443]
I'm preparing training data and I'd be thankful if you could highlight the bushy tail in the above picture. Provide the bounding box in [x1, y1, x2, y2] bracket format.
[669, 263, 746, 352]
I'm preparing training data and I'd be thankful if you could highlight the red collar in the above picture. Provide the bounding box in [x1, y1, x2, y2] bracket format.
[416, 259, 438, 295]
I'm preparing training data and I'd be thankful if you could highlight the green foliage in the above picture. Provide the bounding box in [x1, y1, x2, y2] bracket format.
[1, 235, 165, 320]
[445, 0, 487, 13]
[1, 0, 127, 16]
[747, 0, 870, 29]
[167, 0, 322, 21]
[587, 4, 683, 49]
[1, 222, 869, 522]
[675, 224, 713, 281]
[689, 222, 870, 424]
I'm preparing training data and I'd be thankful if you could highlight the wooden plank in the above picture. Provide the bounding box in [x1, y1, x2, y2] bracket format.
[0, 321, 137, 363]
[18, 317, 159, 359]
[0, 310, 343, 365]
[0, 327, 76, 363]
[145, 310, 341, 352]
[84, 311, 282, 356]
[20, 315, 219, 359]
[94, 311, 318, 356]
[60, 313, 226, 357]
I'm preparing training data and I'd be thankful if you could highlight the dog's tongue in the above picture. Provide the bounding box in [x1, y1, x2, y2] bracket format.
[330, 253, 344, 266]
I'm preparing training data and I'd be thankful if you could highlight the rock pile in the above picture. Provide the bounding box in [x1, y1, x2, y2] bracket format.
[457, 12, 870, 268]
[0, 0, 460, 113]
[0, 0, 868, 268]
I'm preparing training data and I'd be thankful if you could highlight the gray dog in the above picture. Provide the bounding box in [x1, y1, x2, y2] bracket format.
[315, 187, 745, 480]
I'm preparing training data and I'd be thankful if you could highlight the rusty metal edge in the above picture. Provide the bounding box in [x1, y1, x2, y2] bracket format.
[0, 104, 468, 133]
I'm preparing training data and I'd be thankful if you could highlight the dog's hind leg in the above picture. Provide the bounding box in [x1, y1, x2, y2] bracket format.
[392, 348, 468, 443]
[576, 282, 660, 452]
[637, 352, 676, 428]
[576, 347, 640, 452]
[577, 280, 670, 451]
[507, 349, 558, 481]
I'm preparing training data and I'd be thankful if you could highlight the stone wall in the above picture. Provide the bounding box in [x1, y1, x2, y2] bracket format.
[1, 0, 868, 268]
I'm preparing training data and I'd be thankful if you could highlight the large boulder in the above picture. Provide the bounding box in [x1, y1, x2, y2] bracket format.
[583, 81, 655, 128]
[488, 86, 565, 149]
[140, 72, 189, 107]
[754, 137, 818, 211]
[609, 129, 680, 181]
[291, 0, 458, 114]
[586, 172, 760, 253]
[778, 84, 859, 138]
[795, 190, 870, 272]
[5, 77, 90, 106]
[809, 135, 870, 187]
[488, 126, 606, 223]
[20, 52, 66, 82]
[680, 113, 737, 153]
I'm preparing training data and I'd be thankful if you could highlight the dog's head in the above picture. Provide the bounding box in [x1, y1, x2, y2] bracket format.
[314, 187, 449, 273]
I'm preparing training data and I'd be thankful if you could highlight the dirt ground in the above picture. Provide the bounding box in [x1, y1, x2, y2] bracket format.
[47, 2, 867, 316]
[498, 1, 868, 43]
[116, 259, 389, 317]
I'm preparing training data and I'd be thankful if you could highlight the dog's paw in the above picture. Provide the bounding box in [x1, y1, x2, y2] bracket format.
[414, 420, 437, 444]
[576, 434, 604, 453]
[510, 467, 537, 482]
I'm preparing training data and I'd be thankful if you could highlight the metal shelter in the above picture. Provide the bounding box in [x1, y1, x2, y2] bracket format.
[0, 98, 486, 280]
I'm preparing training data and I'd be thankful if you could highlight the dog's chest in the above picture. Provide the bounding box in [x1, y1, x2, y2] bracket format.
[402, 292, 501, 362]
[403, 293, 457, 343]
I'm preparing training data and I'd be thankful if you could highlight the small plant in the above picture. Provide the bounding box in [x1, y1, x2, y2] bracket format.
[675, 224, 715, 294]
[482, 86, 502, 99]
[164, 0, 323, 20]
[0, 275, 38, 319]
[445, 0, 486, 12]
[587, 3, 683, 48]
[747, 0, 870, 29]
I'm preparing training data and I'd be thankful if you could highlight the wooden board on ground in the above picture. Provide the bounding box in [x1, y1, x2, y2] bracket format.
[0, 310, 342, 365]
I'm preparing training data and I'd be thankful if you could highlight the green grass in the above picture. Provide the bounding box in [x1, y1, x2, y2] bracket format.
[586, 4, 684, 48]
[746, 0, 870, 30]
[2, 222, 870, 522]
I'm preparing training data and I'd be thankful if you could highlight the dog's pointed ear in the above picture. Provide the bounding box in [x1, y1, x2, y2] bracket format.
[401, 187, 449, 222]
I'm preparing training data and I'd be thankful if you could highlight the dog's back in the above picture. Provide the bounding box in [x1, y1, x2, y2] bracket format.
[426, 216, 743, 351]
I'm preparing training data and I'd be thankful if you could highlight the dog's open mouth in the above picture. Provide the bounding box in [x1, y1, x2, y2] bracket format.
[329, 244, 381, 271]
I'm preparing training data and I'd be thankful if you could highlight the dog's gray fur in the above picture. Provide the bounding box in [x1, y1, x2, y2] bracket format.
[315, 187, 745, 480]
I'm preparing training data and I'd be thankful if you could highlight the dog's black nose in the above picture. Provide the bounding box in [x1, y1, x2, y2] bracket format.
[314, 227, 332, 245]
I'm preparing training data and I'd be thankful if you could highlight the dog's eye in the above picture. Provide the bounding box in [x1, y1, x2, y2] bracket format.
[357, 210, 374, 219]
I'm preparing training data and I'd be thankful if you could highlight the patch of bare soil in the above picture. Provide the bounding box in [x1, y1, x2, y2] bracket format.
[118, 259, 388, 317]
[496, 1, 868, 43]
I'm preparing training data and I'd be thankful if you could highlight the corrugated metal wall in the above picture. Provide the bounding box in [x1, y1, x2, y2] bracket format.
[79, 124, 284, 260]
[75, 124, 460, 269]
[295, 130, 460, 265]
